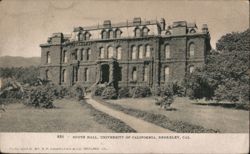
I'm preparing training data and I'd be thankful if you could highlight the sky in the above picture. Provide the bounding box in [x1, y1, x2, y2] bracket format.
[0, 0, 249, 57]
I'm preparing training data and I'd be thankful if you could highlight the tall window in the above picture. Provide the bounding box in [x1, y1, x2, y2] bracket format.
[84, 68, 89, 81]
[73, 67, 78, 82]
[165, 45, 170, 59]
[47, 51, 51, 64]
[116, 30, 122, 38]
[132, 46, 137, 59]
[80, 49, 84, 60]
[62, 69, 66, 83]
[139, 45, 144, 59]
[117, 66, 122, 81]
[143, 66, 148, 81]
[164, 67, 169, 82]
[100, 47, 104, 59]
[132, 68, 137, 81]
[135, 28, 141, 37]
[190, 66, 194, 73]
[116, 47, 122, 60]
[108, 46, 114, 58]
[45, 70, 49, 80]
[145, 45, 151, 58]
[109, 31, 114, 39]
[63, 50, 67, 63]
[142, 27, 148, 36]
[87, 49, 91, 60]
[189, 43, 195, 57]
[102, 31, 108, 39]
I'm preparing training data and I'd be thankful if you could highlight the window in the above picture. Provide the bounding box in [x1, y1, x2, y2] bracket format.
[87, 49, 91, 60]
[100, 47, 104, 59]
[132, 46, 137, 59]
[143, 66, 148, 81]
[142, 27, 148, 36]
[116, 29, 121, 38]
[73, 67, 78, 82]
[109, 31, 114, 39]
[47, 51, 51, 64]
[63, 50, 67, 63]
[84, 68, 89, 81]
[117, 66, 122, 81]
[135, 28, 141, 37]
[132, 68, 137, 81]
[189, 43, 195, 57]
[165, 45, 170, 59]
[190, 66, 194, 73]
[72, 50, 77, 60]
[108, 46, 114, 58]
[145, 45, 151, 58]
[80, 49, 84, 60]
[85, 32, 90, 40]
[102, 31, 108, 39]
[79, 33, 84, 41]
[62, 69, 66, 83]
[116, 47, 122, 60]
[164, 67, 169, 82]
[45, 70, 49, 80]
[139, 45, 144, 59]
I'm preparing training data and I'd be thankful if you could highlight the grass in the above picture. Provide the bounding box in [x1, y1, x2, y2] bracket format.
[94, 97, 220, 133]
[0, 98, 136, 132]
[80, 101, 136, 133]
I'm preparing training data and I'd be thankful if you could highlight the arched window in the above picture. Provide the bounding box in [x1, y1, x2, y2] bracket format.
[62, 69, 66, 83]
[100, 47, 104, 59]
[87, 49, 91, 60]
[79, 33, 84, 41]
[63, 50, 67, 63]
[132, 68, 137, 81]
[139, 45, 144, 59]
[116, 29, 122, 38]
[132, 46, 137, 59]
[107, 46, 114, 58]
[85, 32, 91, 40]
[189, 43, 195, 57]
[47, 51, 51, 64]
[45, 70, 49, 80]
[142, 27, 148, 36]
[116, 47, 122, 60]
[190, 66, 194, 73]
[164, 67, 169, 82]
[109, 31, 114, 39]
[143, 66, 148, 81]
[102, 31, 108, 39]
[165, 45, 170, 59]
[145, 45, 151, 58]
[135, 28, 141, 37]
[84, 68, 89, 81]
[80, 49, 84, 60]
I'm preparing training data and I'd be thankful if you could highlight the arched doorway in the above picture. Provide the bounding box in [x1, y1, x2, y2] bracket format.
[101, 64, 109, 83]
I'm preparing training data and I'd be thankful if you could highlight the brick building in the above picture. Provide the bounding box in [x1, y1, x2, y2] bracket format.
[40, 17, 211, 89]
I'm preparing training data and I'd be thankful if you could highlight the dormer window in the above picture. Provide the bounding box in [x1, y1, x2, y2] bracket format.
[115, 29, 122, 38]
[109, 30, 114, 39]
[85, 32, 91, 40]
[142, 27, 149, 36]
[102, 30, 108, 39]
[135, 28, 141, 37]
[78, 32, 84, 41]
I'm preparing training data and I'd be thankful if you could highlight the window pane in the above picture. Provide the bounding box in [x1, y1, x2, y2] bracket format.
[165, 45, 170, 59]
[135, 28, 140, 37]
[190, 44, 195, 57]
[108, 46, 114, 58]
[144, 66, 148, 81]
[132, 46, 137, 59]
[100, 48, 104, 59]
[47, 52, 51, 63]
[139, 46, 143, 59]
[132, 69, 137, 81]
[146, 45, 151, 57]
[164, 67, 169, 82]
[117, 47, 122, 60]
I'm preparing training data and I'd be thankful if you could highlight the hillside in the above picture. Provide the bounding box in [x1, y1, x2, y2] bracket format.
[0, 56, 40, 68]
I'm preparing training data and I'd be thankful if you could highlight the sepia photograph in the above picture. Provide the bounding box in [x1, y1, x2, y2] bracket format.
[0, 0, 249, 153]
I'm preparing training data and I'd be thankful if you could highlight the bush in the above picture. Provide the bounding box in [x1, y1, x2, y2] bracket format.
[92, 86, 105, 96]
[68, 85, 84, 100]
[101, 86, 117, 99]
[118, 87, 130, 98]
[132, 86, 151, 98]
[24, 85, 54, 108]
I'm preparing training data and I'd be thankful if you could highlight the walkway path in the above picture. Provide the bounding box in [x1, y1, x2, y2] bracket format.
[85, 96, 173, 133]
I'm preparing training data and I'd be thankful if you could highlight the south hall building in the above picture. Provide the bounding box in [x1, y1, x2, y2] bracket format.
[40, 17, 211, 89]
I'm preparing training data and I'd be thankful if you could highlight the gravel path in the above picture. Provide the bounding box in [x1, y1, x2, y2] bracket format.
[85, 96, 173, 133]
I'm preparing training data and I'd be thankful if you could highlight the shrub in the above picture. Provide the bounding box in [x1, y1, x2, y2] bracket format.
[92, 86, 105, 96]
[118, 87, 130, 98]
[101, 86, 117, 99]
[68, 85, 84, 100]
[132, 86, 151, 98]
[24, 85, 54, 108]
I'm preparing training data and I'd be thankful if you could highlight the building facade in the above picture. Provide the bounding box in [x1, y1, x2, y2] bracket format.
[40, 17, 211, 89]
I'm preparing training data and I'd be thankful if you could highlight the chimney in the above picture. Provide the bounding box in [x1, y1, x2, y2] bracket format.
[202, 24, 208, 33]
[159, 18, 166, 30]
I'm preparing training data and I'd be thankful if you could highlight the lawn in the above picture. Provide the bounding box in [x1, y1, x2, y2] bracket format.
[0, 99, 113, 132]
[107, 97, 249, 133]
